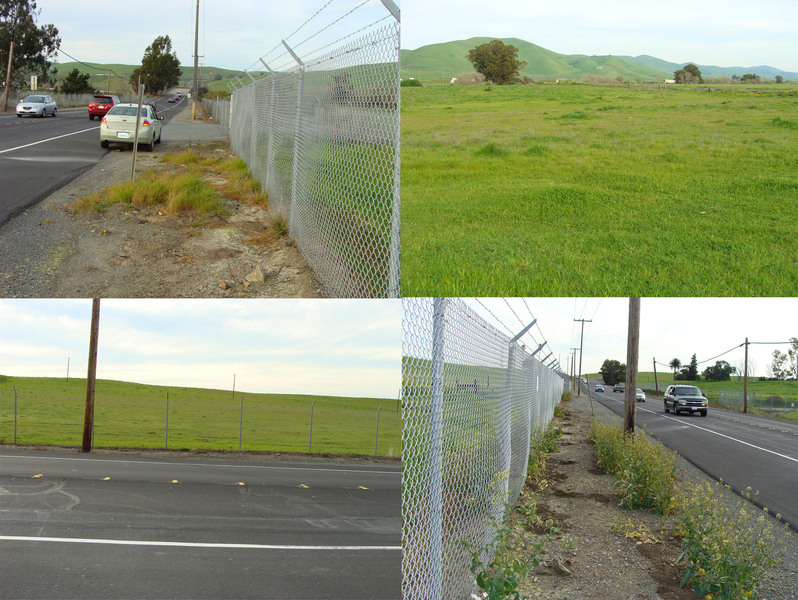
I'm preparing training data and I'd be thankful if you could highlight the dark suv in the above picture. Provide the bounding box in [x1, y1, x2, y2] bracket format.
[88, 94, 120, 120]
[664, 385, 708, 416]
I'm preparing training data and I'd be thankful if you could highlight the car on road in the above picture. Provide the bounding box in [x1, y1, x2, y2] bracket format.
[88, 94, 120, 120]
[595, 384, 604, 392]
[16, 94, 57, 117]
[664, 384, 708, 416]
[168, 95, 180, 103]
[613, 382, 625, 393]
[100, 103, 163, 151]
[636, 388, 646, 402]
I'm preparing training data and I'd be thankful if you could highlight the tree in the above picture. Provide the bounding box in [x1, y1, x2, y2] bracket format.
[599, 359, 626, 386]
[740, 73, 760, 84]
[466, 39, 526, 85]
[668, 358, 682, 376]
[674, 63, 703, 84]
[1, 0, 60, 109]
[768, 350, 789, 380]
[702, 360, 735, 382]
[677, 354, 700, 381]
[129, 35, 181, 95]
[59, 67, 94, 94]
[775, 75, 784, 84]
[788, 337, 798, 379]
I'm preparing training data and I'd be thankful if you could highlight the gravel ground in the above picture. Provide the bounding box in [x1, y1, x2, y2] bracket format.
[0, 105, 324, 298]
[513, 391, 798, 600]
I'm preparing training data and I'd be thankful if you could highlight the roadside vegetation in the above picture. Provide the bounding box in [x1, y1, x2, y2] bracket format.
[69, 142, 274, 229]
[401, 83, 798, 296]
[589, 420, 790, 600]
[0, 376, 400, 457]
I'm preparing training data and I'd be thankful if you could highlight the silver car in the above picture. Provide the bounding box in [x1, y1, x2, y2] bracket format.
[16, 94, 57, 117]
[100, 103, 163, 151]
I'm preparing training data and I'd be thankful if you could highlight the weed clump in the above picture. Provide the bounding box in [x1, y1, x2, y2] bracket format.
[674, 481, 790, 600]
[587, 419, 676, 513]
[474, 143, 508, 157]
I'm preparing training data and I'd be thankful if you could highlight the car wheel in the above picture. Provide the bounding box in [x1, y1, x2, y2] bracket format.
[700, 411, 707, 417]
[100, 140, 109, 148]
[89, 114, 94, 120]
[52, 108, 56, 118]
[142, 140, 154, 152]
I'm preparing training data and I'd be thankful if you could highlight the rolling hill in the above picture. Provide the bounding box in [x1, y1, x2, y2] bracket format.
[401, 37, 798, 83]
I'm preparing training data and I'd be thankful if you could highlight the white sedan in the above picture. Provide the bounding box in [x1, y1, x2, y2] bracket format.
[16, 94, 57, 117]
[100, 103, 163, 151]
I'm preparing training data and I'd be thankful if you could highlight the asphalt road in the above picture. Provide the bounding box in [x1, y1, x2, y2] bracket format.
[582, 379, 798, 531]
[0, 449, 401, 599]
[0, 95, 185, 226]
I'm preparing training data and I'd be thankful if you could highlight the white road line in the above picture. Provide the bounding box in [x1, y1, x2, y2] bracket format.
[593, 392, 798, 464]
[0, 454, 399, 476]
[0, 126, 99, 155]
[0, 535, 400, 551]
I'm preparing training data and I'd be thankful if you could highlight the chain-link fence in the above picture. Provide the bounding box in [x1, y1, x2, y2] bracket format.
[716, 389, 798, 418]
[401, 298, 564, 599]
[204, 5, 400, 298]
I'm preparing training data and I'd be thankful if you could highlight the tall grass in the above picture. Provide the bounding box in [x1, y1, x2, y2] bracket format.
[402, 84, 798, 296]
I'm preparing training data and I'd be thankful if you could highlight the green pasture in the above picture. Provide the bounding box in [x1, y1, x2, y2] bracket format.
[0, 376, 401, 457]
[401, 83, 798, 296]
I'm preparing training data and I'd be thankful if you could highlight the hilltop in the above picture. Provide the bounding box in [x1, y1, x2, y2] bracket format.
[401, 37, 798, 83]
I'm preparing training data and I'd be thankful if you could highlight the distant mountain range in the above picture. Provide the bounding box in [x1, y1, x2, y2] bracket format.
[400, 37, 798, 82]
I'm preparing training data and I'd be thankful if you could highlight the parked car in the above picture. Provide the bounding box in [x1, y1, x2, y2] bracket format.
[595, 384, 604, 392]
[88, 94, 120, 120]
[613, 382, 625, 393]
[664, 385, 707, 416]
[636, 388, 646, 402]
[100, 103, 163, 151]
[16, 94, 57, 117]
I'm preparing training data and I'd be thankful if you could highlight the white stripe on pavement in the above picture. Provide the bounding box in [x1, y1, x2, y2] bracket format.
[0, 535, 400, 551]
[0, 126, 99, 155]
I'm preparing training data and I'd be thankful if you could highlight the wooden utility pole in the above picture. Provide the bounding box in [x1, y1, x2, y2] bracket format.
[624, 298, 640, 434]
[570, 347, 579, 394]
[743, 337, 749, 413]
[652, 357, 659, 397]
[1, 5, 20, 113]
[574, 318, 592, 397]
[82, 299, 101, 453]
[192, 0, 200, 120]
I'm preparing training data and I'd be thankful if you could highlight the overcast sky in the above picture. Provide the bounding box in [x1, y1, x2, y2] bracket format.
[403, 0, 798, 72]
[40, 0, 398, 74]
[463, 298, 798, 379]
[0, 299, 402, 399]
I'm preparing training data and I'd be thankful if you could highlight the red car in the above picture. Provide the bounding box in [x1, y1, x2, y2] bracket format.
[88, 94, 120, 120]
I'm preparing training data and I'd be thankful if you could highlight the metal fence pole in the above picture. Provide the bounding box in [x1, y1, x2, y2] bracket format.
[13, 386, 17, 445]
[429, 297, 446, 600]
[282, 40, 305, 235]
[374, 404, 382, 456]
[308, 400, 315, 454]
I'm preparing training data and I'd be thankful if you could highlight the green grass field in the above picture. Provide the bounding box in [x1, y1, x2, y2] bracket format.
[401, 83, 798, 296]
[0, 376, 401, 457]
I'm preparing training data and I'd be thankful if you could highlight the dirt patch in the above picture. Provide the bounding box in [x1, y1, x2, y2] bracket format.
[0, 105, 324, 298]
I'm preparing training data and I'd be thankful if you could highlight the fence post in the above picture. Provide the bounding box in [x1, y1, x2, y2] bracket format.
[165, 392, 169, 449]
[308, 400, 315, 454]
[429, 298, 446, 600]
[13, 386, 17, 445]
[239, 396, 244, 452]
[282, 40, 305, 235]
[374, 404, 382, 456]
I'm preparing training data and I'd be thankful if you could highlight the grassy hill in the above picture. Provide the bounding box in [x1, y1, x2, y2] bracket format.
[401, 37, 668, 83]
[401, 38, 798, 83]
[0, 376, 400, 457]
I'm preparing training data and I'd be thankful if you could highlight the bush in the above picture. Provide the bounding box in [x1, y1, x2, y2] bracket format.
[400, 79, 423, 87]
[588, 419, 676, 513]
[675, 481, 790, 599]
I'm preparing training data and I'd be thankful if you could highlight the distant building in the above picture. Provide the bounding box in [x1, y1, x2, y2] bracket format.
[664, 79, 676, 84]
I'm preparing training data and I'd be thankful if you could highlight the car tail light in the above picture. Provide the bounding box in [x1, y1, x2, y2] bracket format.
[101, 117, 106, 124]
[142, 120, 151, 127]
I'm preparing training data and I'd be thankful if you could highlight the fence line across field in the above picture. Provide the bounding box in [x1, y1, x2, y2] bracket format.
[2, 387, 398, 458]
[205, 5, 400, 298]
[401, 298, 564, 599]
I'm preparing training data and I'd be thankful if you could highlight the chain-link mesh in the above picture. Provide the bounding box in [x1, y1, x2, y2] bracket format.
[206, 19, 399, 298]
[402, 298, 564, 599]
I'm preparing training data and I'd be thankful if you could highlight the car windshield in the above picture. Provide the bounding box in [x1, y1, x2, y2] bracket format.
[675, 386, 701, 396]
[636, 389, 643, 393]
[23, 96, 45, 103]
[93, 96, 112, 103]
